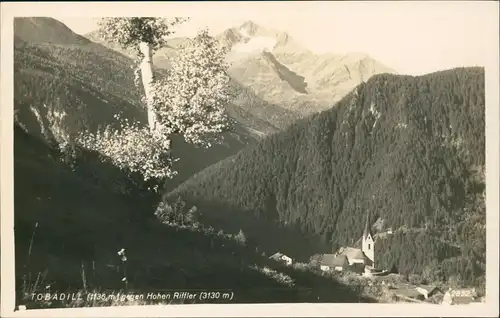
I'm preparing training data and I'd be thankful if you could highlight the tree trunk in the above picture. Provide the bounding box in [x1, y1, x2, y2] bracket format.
[138, 42, 157, 132]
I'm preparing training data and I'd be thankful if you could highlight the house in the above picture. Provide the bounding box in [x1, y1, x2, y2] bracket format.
[415, 285, 442, 299]
[394, 287, 426, 302]
[319, 254, 348, 272]
[269, 252, 293, 266]
[441, 288, 477, 305]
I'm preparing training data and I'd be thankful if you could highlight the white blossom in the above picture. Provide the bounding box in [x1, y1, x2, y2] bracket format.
[96, 17, 188, 53]
[151, 29, 234, 146]
[75, 114, 177, 186]
[97, 17, 188, 131]
[78, 21, 233, 187]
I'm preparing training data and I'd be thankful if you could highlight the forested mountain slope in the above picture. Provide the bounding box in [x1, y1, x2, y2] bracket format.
[14, 17, 92, 45]
[13, 17, 270, 192]
[86, 27, 296, 132]
[13, 17, 379, 305]
[14, 37, 146, 136]
[14, 123, 377, 306]
[167, 67, 486, 288]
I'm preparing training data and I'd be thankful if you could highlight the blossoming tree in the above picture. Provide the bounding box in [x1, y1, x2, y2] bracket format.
[79, 18, 235, 189]
[96, 17, 187, 131]
[151, 28, 233, 146]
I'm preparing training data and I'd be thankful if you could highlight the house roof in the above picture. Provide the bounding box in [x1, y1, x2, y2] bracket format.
[417, 285, 440, 294]
[269, 252, 283, 260]
[332, 254, 348, 266]
[395, 288, 423, 299]
[269, 252, 291, 261]
[319, 254, 348, 267]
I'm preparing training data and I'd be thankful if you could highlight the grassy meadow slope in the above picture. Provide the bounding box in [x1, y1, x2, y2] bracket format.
[14, 123, 377, 307]
[167, 67, 486, 290]
[13, 17, 377, 307]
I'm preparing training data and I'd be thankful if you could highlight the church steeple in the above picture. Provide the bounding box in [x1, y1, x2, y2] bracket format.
[361, 211, 375, 267]
[363, 210, 373, 239]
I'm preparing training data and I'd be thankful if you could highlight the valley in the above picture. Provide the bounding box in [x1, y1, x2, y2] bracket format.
[11, 17, 486, 308]
[166, 67, 486, 290]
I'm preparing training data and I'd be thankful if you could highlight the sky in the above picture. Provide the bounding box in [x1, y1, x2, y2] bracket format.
[45, 2, 498, 76]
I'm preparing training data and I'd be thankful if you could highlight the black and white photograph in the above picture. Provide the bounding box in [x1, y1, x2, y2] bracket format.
[1, 1, 499, 317]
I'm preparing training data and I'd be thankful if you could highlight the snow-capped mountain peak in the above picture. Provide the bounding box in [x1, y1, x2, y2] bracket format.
[223, 21, 280, 62]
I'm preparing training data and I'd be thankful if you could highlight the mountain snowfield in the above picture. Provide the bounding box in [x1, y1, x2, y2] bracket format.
[218, 21, 396, 116]
[88, 20, 395, 126]
[228, 25, 277, 61]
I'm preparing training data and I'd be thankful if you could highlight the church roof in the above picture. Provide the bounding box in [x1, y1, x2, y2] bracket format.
[332, 254, 349, 266]
[337, 247, 367, 260]
[319, 254, 348, 266]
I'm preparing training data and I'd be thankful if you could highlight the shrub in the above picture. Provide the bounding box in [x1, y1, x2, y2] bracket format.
[154, 197, 199, 227]
[154, 201, 175, 225]
[408, 274, 423, 285]
[292, 262, 310, 271]
[251, 265, 295, 287]
[234, 229, 247, 246]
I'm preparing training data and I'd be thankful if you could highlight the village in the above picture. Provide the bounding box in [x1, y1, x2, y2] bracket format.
[268, 214, 483, 305]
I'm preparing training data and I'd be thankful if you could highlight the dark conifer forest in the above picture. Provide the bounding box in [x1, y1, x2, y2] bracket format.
[12, 19, 377, 306]
[167, 68, 486, 288]
[12, 17, 487, 306]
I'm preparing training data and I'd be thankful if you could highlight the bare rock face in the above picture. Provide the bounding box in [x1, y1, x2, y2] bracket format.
[216, 21, 396, 118]
[86, 19, 395, 128]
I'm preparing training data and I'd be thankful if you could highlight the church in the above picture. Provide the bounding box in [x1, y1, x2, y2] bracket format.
[319, 212, 376, 274]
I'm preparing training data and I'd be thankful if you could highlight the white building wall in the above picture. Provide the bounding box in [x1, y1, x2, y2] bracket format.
[362, 234, 375, 267]
[350, 258, 365, 264]
[281, 256, 293, 266]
